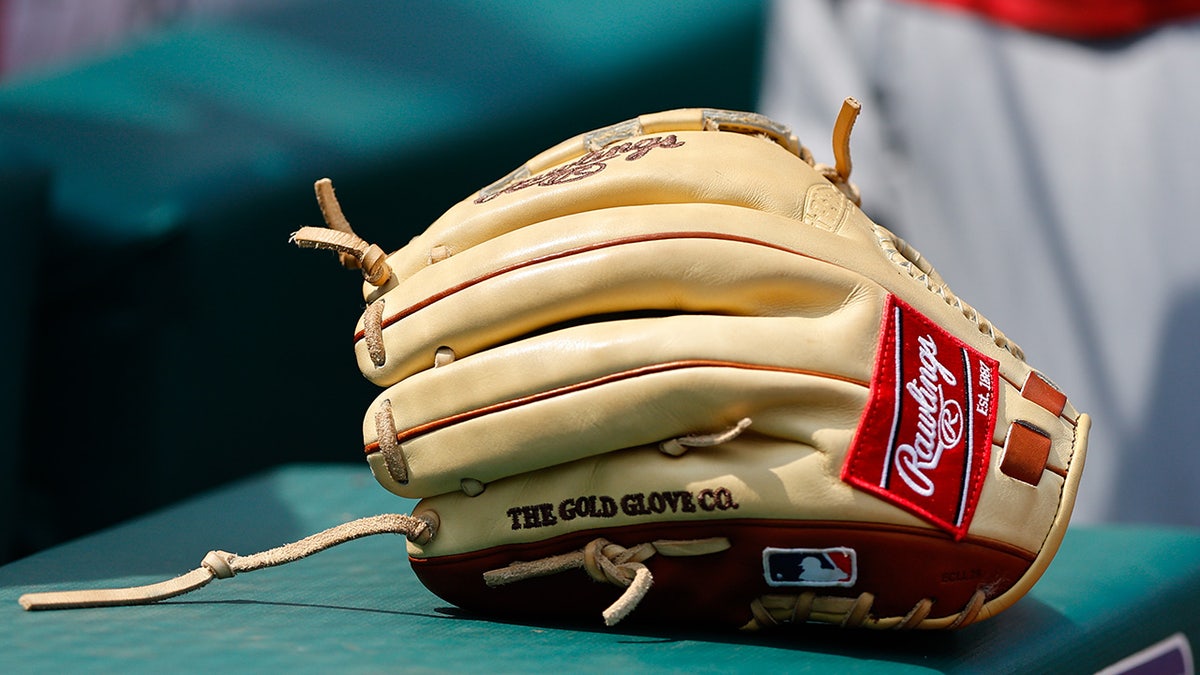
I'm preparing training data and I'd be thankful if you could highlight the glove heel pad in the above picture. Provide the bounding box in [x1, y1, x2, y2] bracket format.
[409, 519, 1035, 630]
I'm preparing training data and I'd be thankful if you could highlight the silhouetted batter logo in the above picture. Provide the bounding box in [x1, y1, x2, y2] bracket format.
[762, 547, 857, 588]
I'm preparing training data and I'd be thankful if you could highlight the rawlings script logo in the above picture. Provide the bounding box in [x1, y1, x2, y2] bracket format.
[475, 135, 685, 203]
[894, 335, 964, 497]
[842, 295, 996, 539]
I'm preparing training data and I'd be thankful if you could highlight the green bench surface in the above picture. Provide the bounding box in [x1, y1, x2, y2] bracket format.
[2, 464, 1196, 673]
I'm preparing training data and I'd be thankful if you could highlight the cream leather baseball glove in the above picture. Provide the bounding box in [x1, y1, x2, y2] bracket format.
[21, 101, 1088, 632]
[288, 100, 1088, 630]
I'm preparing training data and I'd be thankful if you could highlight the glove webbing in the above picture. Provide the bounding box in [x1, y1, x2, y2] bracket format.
[18, 513, 436, 611]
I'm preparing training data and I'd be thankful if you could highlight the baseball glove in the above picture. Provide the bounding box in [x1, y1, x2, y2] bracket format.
[19, 101, 1088, 632]
[285, 100, 1088, 630]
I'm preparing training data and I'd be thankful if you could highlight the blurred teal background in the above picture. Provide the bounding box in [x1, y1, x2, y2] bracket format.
[0, 0, 768, 564]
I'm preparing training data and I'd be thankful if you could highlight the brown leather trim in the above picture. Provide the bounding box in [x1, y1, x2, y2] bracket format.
[1021, 371, 1067, 417]
[364, 360, 868, 454]
[409, 519, 1036, 628]
[353, 231, 818, 343]
[1000, 421, 1052, 486]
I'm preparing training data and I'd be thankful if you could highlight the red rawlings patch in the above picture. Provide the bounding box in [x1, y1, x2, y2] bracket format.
[842, 295, 999, 540]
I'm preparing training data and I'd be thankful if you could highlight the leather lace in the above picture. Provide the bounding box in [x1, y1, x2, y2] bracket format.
[483, 537, 731, 626]
[18, 514, 436, 611]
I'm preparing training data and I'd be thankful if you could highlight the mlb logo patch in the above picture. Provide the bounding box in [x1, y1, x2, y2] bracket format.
[762, 547, 857, 588]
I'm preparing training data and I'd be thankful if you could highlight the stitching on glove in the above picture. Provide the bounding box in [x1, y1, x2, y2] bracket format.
[875, 226, 1025, 361]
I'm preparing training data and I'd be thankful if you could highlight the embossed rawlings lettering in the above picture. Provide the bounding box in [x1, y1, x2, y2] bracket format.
[475, 135, 685, 204]
[506, 488, 737, 531]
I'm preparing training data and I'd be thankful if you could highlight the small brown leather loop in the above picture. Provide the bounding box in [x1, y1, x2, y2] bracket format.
[1001, 421, 1053, 486]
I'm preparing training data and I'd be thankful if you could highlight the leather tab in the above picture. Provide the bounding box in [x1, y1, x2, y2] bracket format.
[1021, 371, 1066, 416]
[1001, 421, 1052, 486]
